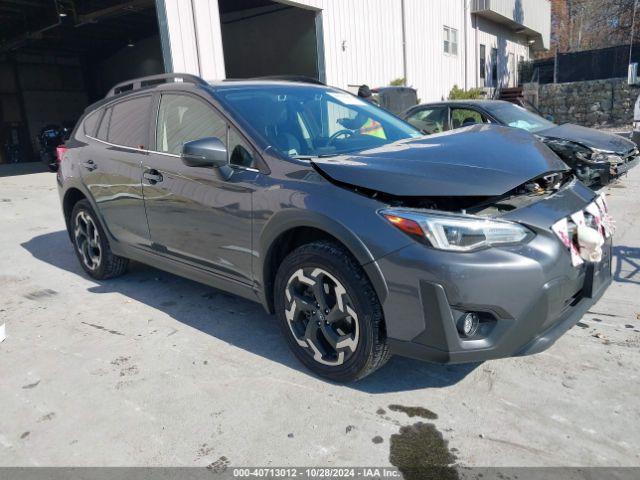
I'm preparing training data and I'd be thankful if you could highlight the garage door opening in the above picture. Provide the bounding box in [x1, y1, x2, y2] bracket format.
[0, 0, 165, 165]
[218, 0, 323, 81]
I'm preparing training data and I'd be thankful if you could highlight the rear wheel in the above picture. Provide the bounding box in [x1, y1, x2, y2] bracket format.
[274, 241, 390, 382]
[70, 200, 128, 279]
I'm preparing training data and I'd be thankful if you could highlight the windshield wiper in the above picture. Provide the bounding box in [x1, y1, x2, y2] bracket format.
[290, 153, 340, 160]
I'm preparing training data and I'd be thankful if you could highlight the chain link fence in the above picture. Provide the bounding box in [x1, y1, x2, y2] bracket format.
[520, 43, 640, 84]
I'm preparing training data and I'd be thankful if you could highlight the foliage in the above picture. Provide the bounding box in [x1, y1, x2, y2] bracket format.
[542, 0, 639, 58]
[447, 85, 485, 100]
[389, 78, 406, 87]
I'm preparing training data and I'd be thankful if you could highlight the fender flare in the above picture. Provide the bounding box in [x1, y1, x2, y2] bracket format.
[257, 208, 389, 312]
[61, 181, 119, 247]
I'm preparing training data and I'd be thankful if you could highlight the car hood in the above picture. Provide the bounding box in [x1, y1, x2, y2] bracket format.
[538, 123, 636, 154]
[312, 125, 569, 197]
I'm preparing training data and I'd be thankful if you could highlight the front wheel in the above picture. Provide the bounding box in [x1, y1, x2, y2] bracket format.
[274, 241, 390, 382]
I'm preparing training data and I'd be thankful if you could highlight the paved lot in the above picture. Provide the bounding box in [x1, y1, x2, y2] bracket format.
[0, 162, 639, 469]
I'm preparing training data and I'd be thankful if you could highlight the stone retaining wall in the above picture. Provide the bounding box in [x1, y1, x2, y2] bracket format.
[523, 78, 639, 129]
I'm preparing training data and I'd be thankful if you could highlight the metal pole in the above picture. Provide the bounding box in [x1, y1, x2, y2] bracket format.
[464, 0, 469, 90]
[400, 0, 408, 85]
[630, 0, 638, 66]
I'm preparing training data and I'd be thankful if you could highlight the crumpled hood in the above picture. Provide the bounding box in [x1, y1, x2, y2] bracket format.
[312, 124, 568, 197]
[539, 123, 636, 154]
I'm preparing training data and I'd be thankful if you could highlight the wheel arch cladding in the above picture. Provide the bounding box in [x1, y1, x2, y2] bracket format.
[63, 188, 87, 232]
[260, 211, 389, 314]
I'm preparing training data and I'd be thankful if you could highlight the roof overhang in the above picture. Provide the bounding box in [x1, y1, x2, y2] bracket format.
[471, 0, 550, 51]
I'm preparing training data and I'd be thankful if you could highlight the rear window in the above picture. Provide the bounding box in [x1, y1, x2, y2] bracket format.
[83, 110, 101, 137]
[106, 95, 152, 148]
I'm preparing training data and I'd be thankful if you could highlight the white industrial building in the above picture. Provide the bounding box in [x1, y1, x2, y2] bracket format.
[0, 0, 550, 163]
[161, 0, 551, 99]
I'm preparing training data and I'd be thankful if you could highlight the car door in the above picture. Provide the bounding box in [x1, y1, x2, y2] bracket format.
[142, 92, 258, 285]
[405, 106, 449, 134]
[81, 95, 152, 247]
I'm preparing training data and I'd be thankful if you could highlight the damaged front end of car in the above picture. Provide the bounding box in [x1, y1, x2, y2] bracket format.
[311, 124, 576, 227]
[540, 136, 640, 186]
[309, 125, 613, 363]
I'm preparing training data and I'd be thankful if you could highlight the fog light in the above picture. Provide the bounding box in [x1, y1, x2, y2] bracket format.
[459, 312, 480, 338]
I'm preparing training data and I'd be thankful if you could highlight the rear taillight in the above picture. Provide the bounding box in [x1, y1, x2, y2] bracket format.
[56, 145, 68, 165]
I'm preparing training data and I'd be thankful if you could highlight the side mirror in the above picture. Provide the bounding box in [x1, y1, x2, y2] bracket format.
[181, 137, 227, 168]
[545, 115, 555, 122]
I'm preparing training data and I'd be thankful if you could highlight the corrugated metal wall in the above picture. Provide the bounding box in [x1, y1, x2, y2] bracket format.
[162, 0, 226, 79]
[160, 0, 542, 102]
[307, 0, 405, 93]
[404, 0, 466, 101]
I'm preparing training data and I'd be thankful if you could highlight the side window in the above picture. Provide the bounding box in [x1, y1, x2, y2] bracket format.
[96, 107, 112, 141]
[228, 128, 256, 169]
[451, 108, 486, 129]
[83, 110, 101, 137]
[156, 94, 227, 155]
[406, 107, 447, 134]
[107, 96, 152, 148]
[326, 97, 387, 140]
[326, 99, 357, 137]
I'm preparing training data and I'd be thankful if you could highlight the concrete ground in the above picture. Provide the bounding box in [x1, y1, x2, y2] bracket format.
[0, 162, 639, 469]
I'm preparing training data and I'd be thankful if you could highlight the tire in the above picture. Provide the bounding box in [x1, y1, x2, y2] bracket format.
[274, 241, 390, 382]
[70, 199, 129, 280]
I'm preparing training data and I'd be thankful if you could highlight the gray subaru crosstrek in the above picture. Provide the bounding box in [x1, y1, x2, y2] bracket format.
[57, 74, 613, 382]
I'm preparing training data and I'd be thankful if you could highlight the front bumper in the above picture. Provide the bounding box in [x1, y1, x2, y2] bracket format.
[373, 182, 613, 364]
[611, 155, 640, 178]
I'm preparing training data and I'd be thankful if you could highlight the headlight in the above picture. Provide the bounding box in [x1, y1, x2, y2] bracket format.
[542, 137, 593, 160]
[381, 209, 533, 252]
[588, 151, 609, 163]
[576, 148, 621, 165]
[541, 137, 618, 164]
[590, 150, 622, 164]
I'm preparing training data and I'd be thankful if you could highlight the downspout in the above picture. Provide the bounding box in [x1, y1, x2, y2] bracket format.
[630, 0, 638, 67]
[190, 0, 203, 76]
[474, 11, 479, 87]
[464, 0, 468, 90]
[401, 0, 408, 84]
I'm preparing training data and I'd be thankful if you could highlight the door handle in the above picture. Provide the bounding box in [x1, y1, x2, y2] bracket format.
[143, 169, 163, 184]
[82, 160, 97, 171]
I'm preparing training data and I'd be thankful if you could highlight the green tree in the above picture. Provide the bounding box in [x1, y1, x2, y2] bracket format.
[447, 85, 485, 100]
[389, 78, 407, 86]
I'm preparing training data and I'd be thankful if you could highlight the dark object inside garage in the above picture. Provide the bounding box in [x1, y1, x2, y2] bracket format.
[0, 0, 165, 164]
[218, 0, 322, 81]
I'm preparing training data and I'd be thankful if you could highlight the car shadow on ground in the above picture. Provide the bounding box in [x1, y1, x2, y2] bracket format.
[612, 245, 640, 285]
[0, 162, 48, 178]
[21, 230, 478, 393]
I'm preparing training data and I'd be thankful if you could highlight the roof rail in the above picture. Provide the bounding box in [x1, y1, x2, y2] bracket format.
[106, 73, 208, 98]
[249, 75, 325, 85]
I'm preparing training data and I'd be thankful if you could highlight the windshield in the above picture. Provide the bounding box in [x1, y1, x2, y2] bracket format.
[485, 102, 556, 133]
[216, 84, 421, 158]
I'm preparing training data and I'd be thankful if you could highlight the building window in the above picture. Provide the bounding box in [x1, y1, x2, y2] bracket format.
[479, 44, 486, 80]
[443, 26, 458, 56]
